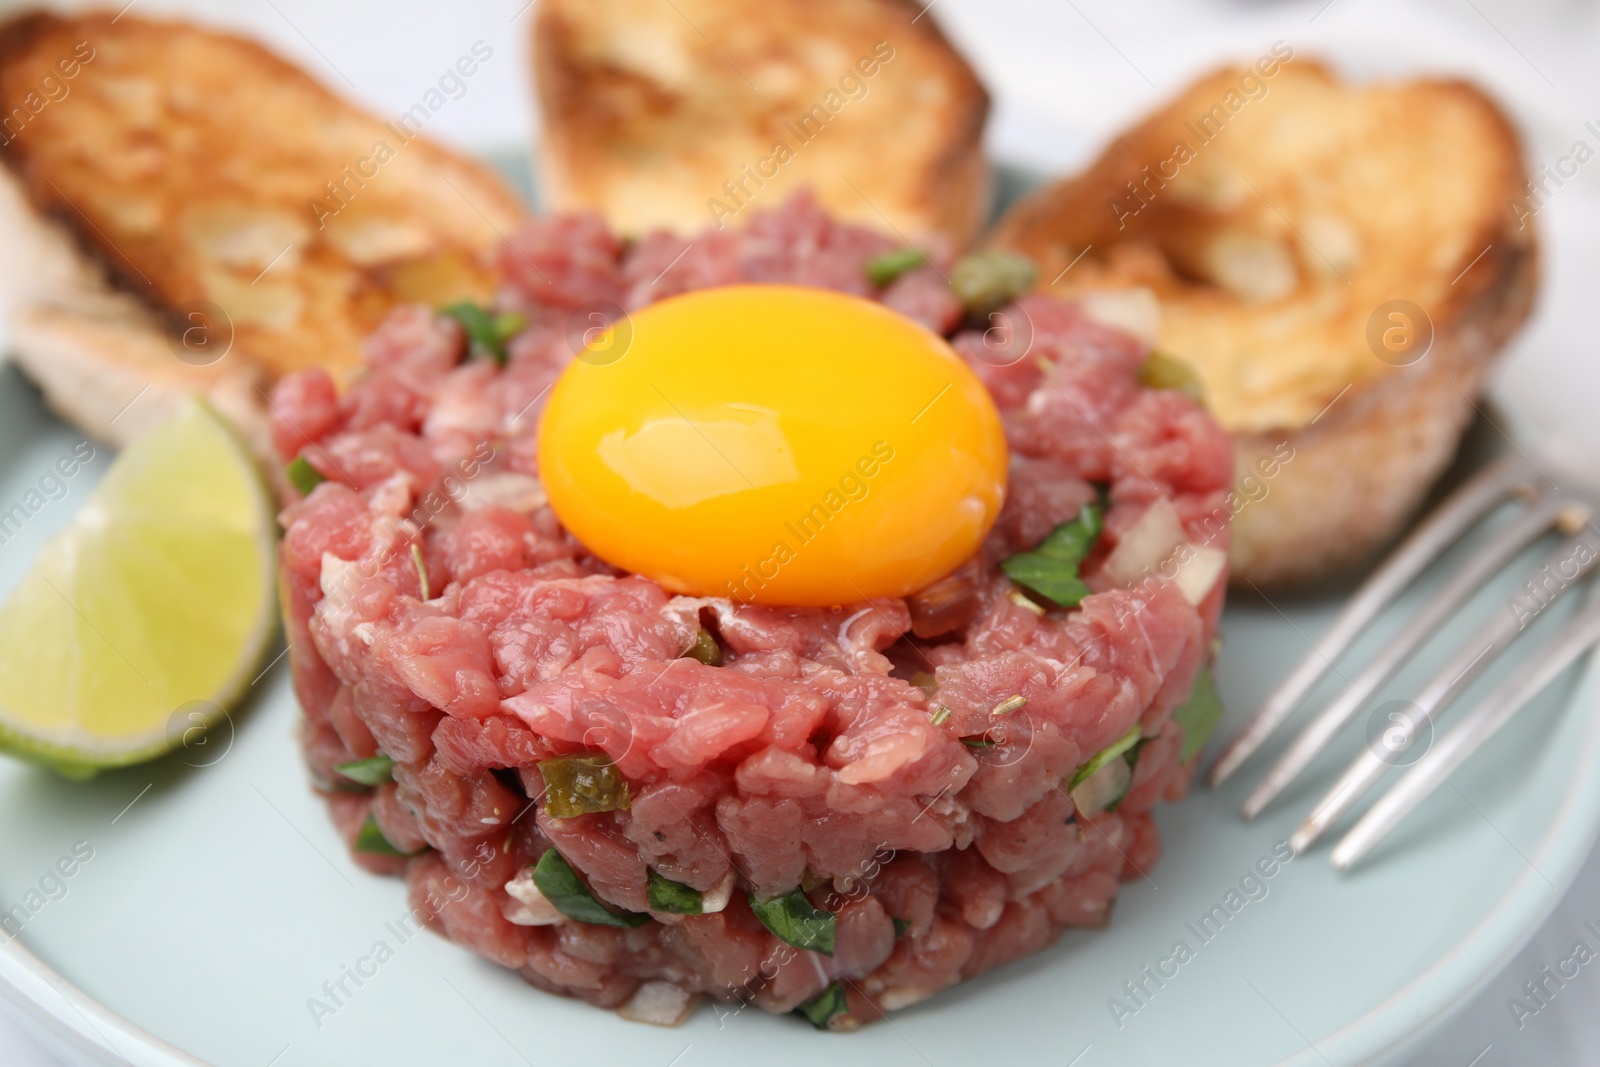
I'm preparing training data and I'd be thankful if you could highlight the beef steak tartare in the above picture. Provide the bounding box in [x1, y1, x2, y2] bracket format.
[270, 192, 1233, 1030]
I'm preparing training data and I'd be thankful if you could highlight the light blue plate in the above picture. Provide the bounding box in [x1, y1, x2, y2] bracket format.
[2, 157, 1600, 1067]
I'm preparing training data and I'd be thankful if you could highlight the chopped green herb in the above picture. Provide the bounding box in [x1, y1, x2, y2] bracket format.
[1067, 723, 1144, 817]
[646, 869, 703, 915]
[1000, 501, 1104, 607]
[1106, 736, 1150, 815]
[682, 627, 723, 667]
[317, 770, 374, 795]
[929, 705, 952, 727]
[354, 814, 422, 857]
[794, 983, 849, 1029]
[1138, 351, 1206, 405]
[1172, 665, 1225, 764]
[1069, 723, 1145, 790]
[961, 737, 996, 749]
[991, 694, 1028, 717]
[951, 250, 1037, 318]
[442, 301, 524, 365]
[892, 918, 911, 938]
[865, 247, 927, 287]
[335, 755, 395, 787]
[532, 849, 650, 927]
[538, 752, 631, 818]
[749, 887, 836, 955]
[286, 456, 326, 495]
[410, 543, 431, 600]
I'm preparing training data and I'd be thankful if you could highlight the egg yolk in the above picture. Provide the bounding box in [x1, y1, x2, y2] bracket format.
[537, 284, 1008, 607]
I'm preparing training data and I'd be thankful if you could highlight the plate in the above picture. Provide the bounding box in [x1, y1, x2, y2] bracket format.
[4, 140, 1600, 1067]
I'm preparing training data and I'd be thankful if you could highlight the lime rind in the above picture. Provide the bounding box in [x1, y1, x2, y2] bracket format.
[0, 397, 278, 775]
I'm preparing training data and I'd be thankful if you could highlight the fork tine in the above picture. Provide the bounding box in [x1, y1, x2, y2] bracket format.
[1209, 453, 1539, 788]
[1238, 490, 1577, 820]
[1288, 529, 1600, 854]
[1331, 578, 1600, 870]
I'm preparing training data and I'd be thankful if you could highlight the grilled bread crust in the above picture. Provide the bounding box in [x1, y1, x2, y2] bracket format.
[0, 9, 526, 452]
[531, 0, 991, 248]
[992, 61, 1538, 587]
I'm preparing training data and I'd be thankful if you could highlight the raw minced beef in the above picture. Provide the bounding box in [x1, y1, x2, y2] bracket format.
[271, 191, 1232, 1029]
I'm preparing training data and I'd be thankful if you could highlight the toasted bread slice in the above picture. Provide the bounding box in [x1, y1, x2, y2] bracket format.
[0, 156, 269, 458]
[992, 60, 1537, 586]
[0, 10, 525, 451]
[532, 0, 990, 247]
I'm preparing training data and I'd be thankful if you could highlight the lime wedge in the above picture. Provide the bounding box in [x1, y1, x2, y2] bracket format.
[0, 398, 277, 778]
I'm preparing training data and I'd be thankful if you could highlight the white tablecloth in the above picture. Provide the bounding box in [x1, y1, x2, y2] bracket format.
[0, 1008, 58, 1067]
[1, 0, 1597, 1062]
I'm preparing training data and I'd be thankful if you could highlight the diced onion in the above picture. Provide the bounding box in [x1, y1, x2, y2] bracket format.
[459, 472, 548, 514]
[1069, 754, 1132, 818]
[617, 981, 700, 1026]
[700, 871, 736, 915]
[1173, 546, 1226, 606]
[318, 551, 361, 600]
[1104, 498, 1186, 587]
[879, 987, 935, 1011]
[1103, 498, 1225, 606]
[503, 868, 565, 926]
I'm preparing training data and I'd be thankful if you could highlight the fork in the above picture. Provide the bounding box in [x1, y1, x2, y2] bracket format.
[1207, 450, 1600, 869]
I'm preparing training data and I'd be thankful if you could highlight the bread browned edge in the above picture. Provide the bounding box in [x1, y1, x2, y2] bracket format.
[530, 0, 991, 247]
[0, 10, 264, 342]
[0, 14, 249, 465]
[0, 9, 525, 489]
[1232, 235, 1537, 589]
[0, 9, 526, 363]
[873, 0, 991, 248]
[993, 69, 1539, 588]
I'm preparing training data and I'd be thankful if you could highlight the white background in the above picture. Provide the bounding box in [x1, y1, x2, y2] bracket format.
[2, 0, 1599, 1063]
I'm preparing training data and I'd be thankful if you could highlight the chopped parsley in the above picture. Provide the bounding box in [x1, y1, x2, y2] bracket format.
[794, 983, 849, 1029]
[1172, 665, 1226, 763]
[531, 849, 649, 928]
[1068, 723, 1144, 790]
[646, 869, 703, 915]
[354, 814, 422, 857]
[334, 755, 395, 787]
[749, 887, 836, 955]
[865, 248, 927, 287]
[999, 500, 1104, 608]
[285, 456, 325, 495]
[442, 301, 525, 365]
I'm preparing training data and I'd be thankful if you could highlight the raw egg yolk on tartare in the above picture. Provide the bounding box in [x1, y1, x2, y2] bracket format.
[537, 285, 1008, 607]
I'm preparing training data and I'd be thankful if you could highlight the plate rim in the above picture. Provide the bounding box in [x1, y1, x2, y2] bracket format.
[0, 936, 206, 1067]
